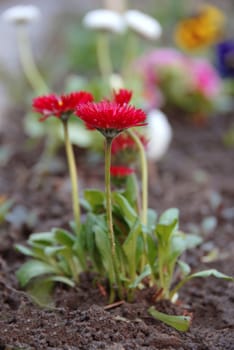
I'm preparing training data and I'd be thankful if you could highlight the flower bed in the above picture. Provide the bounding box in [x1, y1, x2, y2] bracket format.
[0, 109, 233, 349]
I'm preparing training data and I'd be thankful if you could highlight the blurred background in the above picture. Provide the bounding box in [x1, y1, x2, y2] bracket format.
[1, 0, 234, 114]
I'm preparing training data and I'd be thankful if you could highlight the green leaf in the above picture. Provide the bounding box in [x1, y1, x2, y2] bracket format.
[147, 209, 157, 231]
[146, 234, 157, 269]
[188, 269, 234, 281]
[0, 199, 13, 223]
[29, 232, 56, 245]
[182, 233, 202, 249]
[16, 260, 57, 287]
[24, 112, 47, 137]
[44, 246, 68, 257]
[46, 275, 75, 287]
[177, 260, 191, 277]
[159, 208, 179, 227]
[129, 265, 151, 288]
[27, 279, 54, 307]
[171, 232, 202, 258]
[16, 243, 49, 262]
[148, 307, 191, 332]
[123, 220, 142, 279]
[156, 221, 177, 247]
[94, 226, 115, 283]
[170, 268, 234, 299]
[84, 189, 105, 213]
[123, 174, 138, 206]
[15, 244, 34, 257]
[156, 209, 179, 245]
[53, 228, 75, 247]
[112, 192, 137, 227]
[66, 122, 92, 147]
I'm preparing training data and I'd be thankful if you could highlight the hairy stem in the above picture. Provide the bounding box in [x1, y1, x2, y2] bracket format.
[105, 137, 123, 300]
[128, 129, 148, 271]
[127, 129, 148, 225]
[105, 138, 116, 255]
[63, 120, 80, 230]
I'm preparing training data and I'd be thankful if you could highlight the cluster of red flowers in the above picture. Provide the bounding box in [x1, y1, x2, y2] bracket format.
[111, 132, 148, 155]
[33, 89, 147, 136]
[110, 165, 135, 177]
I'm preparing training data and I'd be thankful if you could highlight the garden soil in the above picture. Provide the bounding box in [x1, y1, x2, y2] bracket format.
[0, 109, 234, 350]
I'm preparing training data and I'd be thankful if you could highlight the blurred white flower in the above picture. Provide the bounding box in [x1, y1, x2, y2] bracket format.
[2, 5, 41, 25]
[124, 10, 162, 40]
[109, 73, 124, 90]
[83, 9, 126, 34]
[147, 110, 172, 161]
[123, 10, 162, 40]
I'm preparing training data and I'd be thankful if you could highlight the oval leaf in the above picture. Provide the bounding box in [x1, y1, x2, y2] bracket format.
[188, 269, 233, 281]
[148, 307, 191, 332]
[16, 260, 57, 287]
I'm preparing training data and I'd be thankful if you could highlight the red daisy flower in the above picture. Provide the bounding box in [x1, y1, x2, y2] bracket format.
[113, 89, 132, 105]
[111, 132, 148, 155]
[33, 91, 94, 121]
[76, 101, 147, 138]
[110, 165, 135, 177]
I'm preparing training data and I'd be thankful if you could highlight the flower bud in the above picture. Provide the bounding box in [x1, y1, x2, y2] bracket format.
[124, 10, 162, 40]
[83, 9, 126, 34]
[147, 110, 172, 161]
[2, 5, 41, 25]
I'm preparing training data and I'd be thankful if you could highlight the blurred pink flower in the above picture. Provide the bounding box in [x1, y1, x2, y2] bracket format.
[189, 59, 221, 98]
[138, 48, 222, 113]
[138, 48, 187, 108]
[140, 48, 184, 85]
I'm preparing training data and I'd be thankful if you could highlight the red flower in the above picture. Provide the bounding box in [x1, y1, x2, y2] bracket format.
[111, 132, 148, 155]
[113, 89, 132, 105]
[33, 91, 94, 121]
[76, 100, 147, 138]
[110, 165, 135, 177]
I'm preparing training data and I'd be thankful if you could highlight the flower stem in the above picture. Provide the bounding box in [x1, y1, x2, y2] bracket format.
[105, 137, 123, 300]
[62, 120, 80, 230]
[121, 32, 138, 81]
[96, 32, 113, 84]
[105, 138, 116, 255]
[128, 129, 148, 272]
[127, 130, 148, 225]
[17, 26, 48, 94]
[103, 0, 127, 12]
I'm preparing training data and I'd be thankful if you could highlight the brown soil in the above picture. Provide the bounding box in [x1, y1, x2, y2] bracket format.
[0, 109, 234, 350]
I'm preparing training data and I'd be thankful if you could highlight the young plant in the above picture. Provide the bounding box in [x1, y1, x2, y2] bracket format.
[16, 88, 233, 329]
[75, 90, 146, 300]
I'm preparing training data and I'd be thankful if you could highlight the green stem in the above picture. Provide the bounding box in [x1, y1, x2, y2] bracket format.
[121, 33, 138, 81]
[96, 33, 113, 84]
[105, 137, 123, 300]
[169, 276, 190, 301]
[158, 248, 165, 295]
[128, 129, 148, 272]
[103, 0, 127, 12]
[17, 26, 48, 94]
[127, 130, 148, 225]
[105, 138, 116, 255]
[62, 120, 80, 230]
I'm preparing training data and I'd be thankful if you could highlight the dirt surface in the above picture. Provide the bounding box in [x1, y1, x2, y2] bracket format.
[0, 109, 234, 349]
